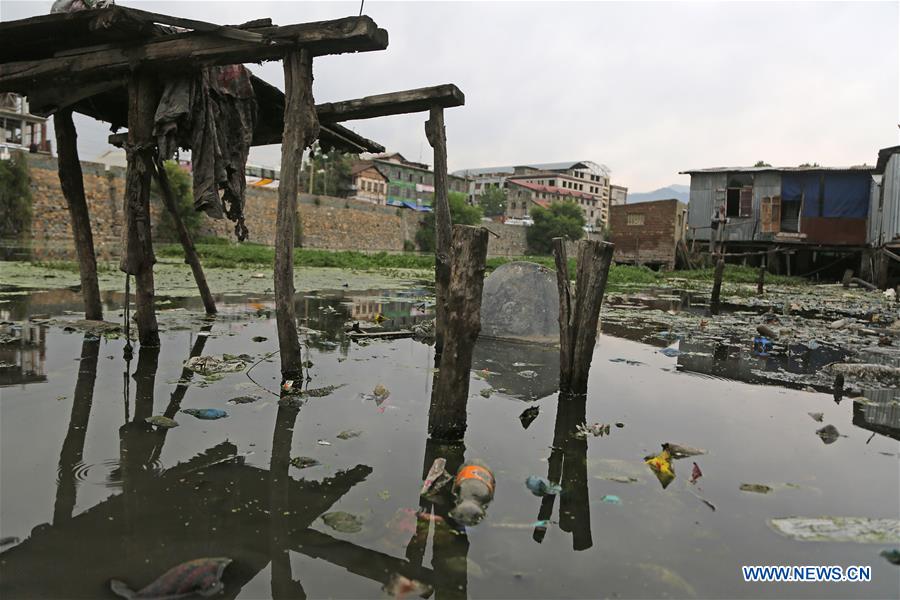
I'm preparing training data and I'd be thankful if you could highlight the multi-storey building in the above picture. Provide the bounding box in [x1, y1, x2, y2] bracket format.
[452, 160, 613, 225]
[362, 152, 467, 210]
[350, 161, 388, 204]
[610, 184, 628, 206]
[0, 93, 51, 155]
[505, 179, 602, 223]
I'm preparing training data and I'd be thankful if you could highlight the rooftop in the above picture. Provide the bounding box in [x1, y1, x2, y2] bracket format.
[508, 179, 595, 201]
[453, 160, 610, 177]
[680, 165, 875, 175]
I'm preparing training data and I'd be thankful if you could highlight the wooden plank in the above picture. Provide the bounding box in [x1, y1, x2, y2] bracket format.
[347, 330, 414, 340]
[426, 106, 453, 355]
[0, 16, 388, 93]
[114, 6, 265, 43]
[317, 84, 464, 122]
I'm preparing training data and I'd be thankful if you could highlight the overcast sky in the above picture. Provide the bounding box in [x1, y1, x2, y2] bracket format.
[4, 0, 898, 191]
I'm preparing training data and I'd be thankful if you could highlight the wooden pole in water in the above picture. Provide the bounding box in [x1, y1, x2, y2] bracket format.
[54, 109, 103, 321]
[425, 105, 452, 357]
[710, 258, 725, 315]
[151, 156, 217, 315]
[553, 238, 615, 395]
[757, 263, 765, 296]
[275, 48, 320, 381]
[121, 69, 160, 346]
[428, 225, 489, 440]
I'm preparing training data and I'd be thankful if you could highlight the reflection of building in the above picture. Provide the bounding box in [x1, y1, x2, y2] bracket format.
[0, 93, 51, 154]
[852, 389, 900, 441]
[470, 337, 560, 401]
[0, 322, 48, 387]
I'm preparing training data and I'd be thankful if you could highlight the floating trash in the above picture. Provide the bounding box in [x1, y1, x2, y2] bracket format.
[290, 456, 320, 469]
[525, 476, 561, 496]
[145, 415, 179, 429]
[182, 408, 228, 420]
[600, 494, 622, 505]
[321, 511, 363, 533]
[336, 429, 362, 440]
[740, 483, 772, 494]
[110, 557, 232, 600]
[768, 517, 900, 543]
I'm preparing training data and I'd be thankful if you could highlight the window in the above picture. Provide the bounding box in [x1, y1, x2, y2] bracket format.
[726, 186, 753, 217]
[627, 213, 645, 226]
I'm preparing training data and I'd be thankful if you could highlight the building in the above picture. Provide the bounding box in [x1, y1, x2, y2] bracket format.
[610, 184, 628, 206]
[363, 152, 466, 210]
[681, 165, 875, 248]
[609, 199, 687, 269]
[452, 160, 613, 225]
[350, 161, 388, 205]
[505, 179, 603, 223]
[0, 93, 50, 155]
[870, 146, 900, 250]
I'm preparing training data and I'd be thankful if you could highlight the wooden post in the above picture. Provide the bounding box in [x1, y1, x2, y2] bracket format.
[425, 105, 452, 356]
[876, 249, 889, 290]
[151, 156, 217, 314]
[757, 264, 765, 296]
[121, 69, 160, 346]
[54, 109, 103, 320]
[275, 48, 320, 381]
[842, 268, 854, 288]
[552, 238, 615, 395]
[428, 225, 489, 440]
[710, 258, 725, 315]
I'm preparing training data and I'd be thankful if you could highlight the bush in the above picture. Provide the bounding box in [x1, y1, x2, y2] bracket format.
[152, 160, 201, 242]
[0, 151, 31, 239]
[526, 201, 584, 254]
[403, 239, 416, 252]
[416, 191, 483, 252]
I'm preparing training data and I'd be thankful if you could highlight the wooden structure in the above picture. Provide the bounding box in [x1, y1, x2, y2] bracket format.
[0, 7, 466, 380]
[552, 238, 615, 395]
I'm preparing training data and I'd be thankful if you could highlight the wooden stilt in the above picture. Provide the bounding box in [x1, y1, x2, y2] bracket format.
[121, 69, 160, 346]
[275, 48, 319, 380]
[425, 105, 452, 356]
[710, 258, 725, 315]
[54, 109, 103, 320]
[428, 225, 489, 440]
[757, 264, 765, 296]
[553, 238, 615, 396]
[151, 156, 217, 314]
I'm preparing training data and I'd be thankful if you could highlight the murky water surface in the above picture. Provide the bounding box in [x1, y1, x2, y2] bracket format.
[1, 284, 898, 599]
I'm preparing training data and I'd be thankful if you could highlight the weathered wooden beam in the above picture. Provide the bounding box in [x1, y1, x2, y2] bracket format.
[120, 69, 160, 347]
[710, 258, 725, 315]
[275, 48, 319, 381]
[114, 6, 266, 43]
[425, 106, 453, 355]
[0, 16, 388, 93]
[552, 238, 614, 395]
[428, 225, 489, 440]
[151, 156, 217, 315]
[54, 109, 103, 321]
[317, 84, 464, 122]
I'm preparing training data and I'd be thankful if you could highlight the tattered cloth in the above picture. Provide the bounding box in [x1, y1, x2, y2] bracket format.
[154, 65, 257, 240]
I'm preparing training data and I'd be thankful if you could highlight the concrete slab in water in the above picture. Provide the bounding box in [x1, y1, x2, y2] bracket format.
[480, 261, 559, 342]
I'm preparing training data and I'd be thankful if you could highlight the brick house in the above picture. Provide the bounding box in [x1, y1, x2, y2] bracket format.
[609, 199, 687, 269]
[350, 161, 388, 205]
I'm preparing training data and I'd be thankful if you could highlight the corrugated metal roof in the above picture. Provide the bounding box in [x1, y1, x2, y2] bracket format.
[680, 165, 875, 175]
[876, 146, 900, 173]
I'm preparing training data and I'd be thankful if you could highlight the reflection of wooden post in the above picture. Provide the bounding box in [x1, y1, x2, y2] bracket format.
[710, 258, 725, 315]
[54, 110, 102, 321]
[121, 70, 160, 346]
[425, 106, 452, 356]
[275, 48, 320, 380]
[269, 403, 305, 600]
[553, 238, 614, 395]
[428, 225, 488, 440]
[152, 156, 216, 314]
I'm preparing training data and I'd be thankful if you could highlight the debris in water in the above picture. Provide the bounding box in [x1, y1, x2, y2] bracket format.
[519, 405, 540, 429]
[660, 341, 681, 357]
[740, 483, 772, 494]
[517, 370, 538, 379]
[420, 458, 453, 498]
[336, 429, 362, 440]
[807, 412, 824, 422]
[251, 336, 267, 342]
[690, 462, 703, 485]
[145, 415, 179, 429]
[450, 462, 496, 526]
[816, 424, 841, 444]
[575, 422, 612, 438]
[109, 557, 232, 600]
[182, 408, 228, 420]
[663, 443, 707, 459]
[382, 574, 432, 599]
[768, 517, 900, 543]
[600, 494, 622, 505]
[615, 422, 625, 428]
[290, 456, 320, 469]
[361, 383, 391, 405]
[184, 355, 247, 375]
[525, 475, 562, 496]
[879, 549, 900, 565]
[321, 511, 363, 534]
[645, 448, 675, 489]
[378, 489, 391, 501]
[316, 439, 332, 446]
[609, 358, 645, 366]
[227, 395, 259, 405]
[479, 387, 493, 398]
[602, 475, 639, 484]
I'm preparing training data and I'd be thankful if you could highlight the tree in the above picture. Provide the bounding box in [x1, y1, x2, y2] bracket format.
[302, 143, 357, 197]
[415, 191, 483, 252]
[526, 200, 584, 255]
[754, 160, 772, 167]
[152, 160, 201, 242]
[798, 162, 820, 167]
[478, 186, 507, 217]
[0, 151, 32, 240]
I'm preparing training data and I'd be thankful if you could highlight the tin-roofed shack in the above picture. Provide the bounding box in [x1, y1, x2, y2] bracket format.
[681, 165, 875, 248]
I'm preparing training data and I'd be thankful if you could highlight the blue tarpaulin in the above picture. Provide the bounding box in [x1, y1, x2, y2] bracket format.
[781, 173, 869, 218]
